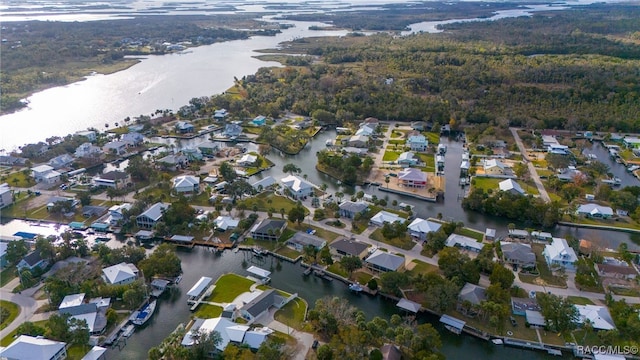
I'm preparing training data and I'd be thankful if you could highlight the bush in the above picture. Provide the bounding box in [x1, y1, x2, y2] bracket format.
[367, 278, 378, 291]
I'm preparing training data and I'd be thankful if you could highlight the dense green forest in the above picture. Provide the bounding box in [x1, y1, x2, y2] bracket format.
[205, 5, 640, 132]
[0, 16, 278, 114]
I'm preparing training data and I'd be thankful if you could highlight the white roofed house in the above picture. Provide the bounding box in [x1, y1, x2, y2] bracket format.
[102, 140, 129, 155]
[108, 203, 132, 226]
[397, 152, 418, 166]
[136, 202, 170, 229]
[407, 132, 428, 152]
[397, 167, 427, 188]
[102, 262, 139, 285]
[543, 238, 578, 270]
[0, 335, 67, 360]
[348, 135, 369, 148]
[251, 176, 276, 192]
[355, 126, 374, 137]
[0, 183, 13, 209]
[483, 159, 507, 176]
[238, 154, 258, 167]
[498, 179, 525, 195]
[369, 211, 405, 227]
[575, 305, 616, 330]
[48, 154, 74, 169]
[31, 164, 61, 184]
[181, 317, 272, 352]
[75, 142, 102, 158]
[214, 216, 239, 231]
[172, 175, 200, 194]
[576, 204, 614, 219]
[445, 234, 485, 253]
[408, 218, 442, 241]
[280, 175, 316, 199]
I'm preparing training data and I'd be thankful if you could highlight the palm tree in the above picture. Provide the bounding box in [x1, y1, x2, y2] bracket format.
[320, 183, 328, 199]
[385, 176, 390, 188]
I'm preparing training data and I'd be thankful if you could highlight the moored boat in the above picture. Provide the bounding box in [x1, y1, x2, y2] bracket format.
[132, 300, 157, 326]
[122, 324, 135, 337]
[348, 283, 363, 292]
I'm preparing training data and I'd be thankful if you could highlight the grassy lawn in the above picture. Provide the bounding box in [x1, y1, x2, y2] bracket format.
[67, 344, 93, 360]
[275, 298, 307, 331]
[562, 215, 640, 231]
[417, 153, 436, 172]
[0, 267, 17, 288]
[3, 171, 36, 188]
[327, 263, 348, 278]
[288, 222, 340, 241]
[382, 150, 401, 162]
[242, 237, 279, 251]
[353, 271, 373, 285]
[536, 169, 554, 178]
[454, 227, 484, 242]
[567, 296, 594, 305]
[276, 246, 302, 260]
[208, 274, 255, 303]
[426, 132, 440, 145]
[238, 191, 307, 215]
[406, 260, 440, 276]
[518, 244, 567, 288]
[194, 304, 223, 318]
[1, 320, 48, 346]
[0, 301, 20, 331]
[369, 228, 414, 250]
[471, 177, 501, 193]
[520, 181, 539, 195]
[608, 286, 640, 297]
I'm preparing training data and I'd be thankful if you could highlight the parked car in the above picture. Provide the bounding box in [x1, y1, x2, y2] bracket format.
[312, 340, 319, 349]
[510, 317, 517, 327]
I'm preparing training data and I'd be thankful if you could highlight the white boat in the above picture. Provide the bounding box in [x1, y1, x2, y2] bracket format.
[348, 283, 363, 292]
[174, 275, 183, 284]
[627, 165, 640, 172]
[132, 300, 156, 326]
[122, 324, 135, 338]
[491, 339, 504, 345]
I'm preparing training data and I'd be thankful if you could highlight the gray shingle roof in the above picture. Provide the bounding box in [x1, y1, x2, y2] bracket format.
[365, 250, 404, 271]
[330, 238, 369, 257]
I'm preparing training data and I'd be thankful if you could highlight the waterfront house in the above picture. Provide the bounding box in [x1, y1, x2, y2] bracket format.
[172, 175, 200, 194]
[182, 317, 272, 352]
[596, 262, 638, 280]
[370, 211, 405, 227]
[238, 154, 258, 167]
[108, 203, 131, 226]
[17, 251, 49, 271]
[483, 159, 507, 175]
[251, 176, 276, 191]
[122, 132, 144, 146]
[623, 136, 640, 149]
[557, 166, 583, 182]
[411, 121, 428, 131]
[293, 120, 312, 130]
[329, 238, 370, 260]
[365, 250, 405, 273]
[197, 141, 219, 156]
[136, 202, 170, 229]
[102, 140, 129, 155]
[408, 132, 428, 152]
[250, 219, 287, 241]
[498, 179, 525, 195]
[187, 277, 213, 304]
[397, 152, 418, 166]
[82, 346, 107, 360]
[408, 218, 441, 241]
[0, 155, 27, 166]
[175, 121, 195, 133]
[511, 297, 541, 316]
[93, 170, 129, 189]
[223, 123, 242, 138]
[156, 154, 188, 170]
[576, 204, 613, 219]
[500, 242, 536, 269]
[59, 300, 106, 335]
[397, 167, 427, 188]
[182, 147, 203, 161]
[46, 196, 79, 214]
[75, 142, 102, 158]
[214, 216, 239, 231]
[355, 125, 375, 137]
[338, 201, 369, 219]
[286, 232, 326, 251]
[508, 229, 530, 240]
[214, 108, 228, 119]
[240, 289, 286, 323]
[531, 231, 553, 242]
[252, 115, 267, 126]
[348, 135, 369, 148]
[445, 234, 485, 253]
[548, 143, 570, 155]
[458, 283, 487, 306]
[0, 184, 13, 209]
[102, 262, 138, 285]
[0, 335, 67, 360]
[75, 130, 97, 142]
[575, 305, 616, 330]
[280, 175, 315, 199]
[484, 228, 496, 242]
[48, 154, 74, 169]
[543, 238, 578, 270]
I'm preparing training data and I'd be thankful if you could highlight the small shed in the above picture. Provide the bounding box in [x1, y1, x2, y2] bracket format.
[525, 310, 546, 328]
[247, 266, 271, 284]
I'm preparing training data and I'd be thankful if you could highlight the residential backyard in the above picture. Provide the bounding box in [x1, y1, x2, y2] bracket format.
[207, 274, 255, 303]
[518, 244, 568, 288]
[274, 297, 308, 331]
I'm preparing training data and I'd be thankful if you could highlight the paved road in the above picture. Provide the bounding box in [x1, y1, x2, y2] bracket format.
[510, 127, 551, 203]
[0, 279, 48, 339]
[259, 307, 315, 360]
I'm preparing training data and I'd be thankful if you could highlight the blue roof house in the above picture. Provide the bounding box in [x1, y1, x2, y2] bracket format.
[252, 116, 267, 126]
